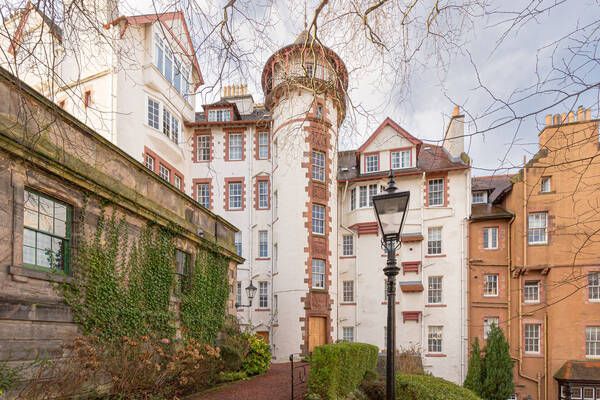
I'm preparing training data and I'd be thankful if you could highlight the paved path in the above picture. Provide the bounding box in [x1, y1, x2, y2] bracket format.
[189, 362, 308, 400]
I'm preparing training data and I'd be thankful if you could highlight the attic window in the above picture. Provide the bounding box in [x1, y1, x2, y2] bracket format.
[208, 109, 231, 122]
[472, 191, 488, 204]
[84, 91, 92, 108]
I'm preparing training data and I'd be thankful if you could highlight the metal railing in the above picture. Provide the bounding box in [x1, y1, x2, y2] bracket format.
[289, 353, 309, 400]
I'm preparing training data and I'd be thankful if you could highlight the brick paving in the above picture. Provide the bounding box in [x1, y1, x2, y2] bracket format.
[189, 362, 308, 400]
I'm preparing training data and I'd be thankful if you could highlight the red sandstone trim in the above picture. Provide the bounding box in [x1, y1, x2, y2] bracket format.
[425, 172, 449, 208]
[362, 151, 380, 174]
[192, 129, 213, 162]
[389, 147, 414, 170]
[224, 130, 246, 161]
[254, 176, 271, 210]
[254, 130, 271, 160]
[223, 177, 246, 211]
[143, 146, 185, 191]
[191, 178, 213, 210]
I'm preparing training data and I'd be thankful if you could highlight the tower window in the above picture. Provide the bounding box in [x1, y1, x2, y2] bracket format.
[316, 104, 323, 119]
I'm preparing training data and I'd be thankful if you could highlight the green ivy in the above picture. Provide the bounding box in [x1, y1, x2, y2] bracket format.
[61, 203, 231, 344]
[180, 248, 230, 343]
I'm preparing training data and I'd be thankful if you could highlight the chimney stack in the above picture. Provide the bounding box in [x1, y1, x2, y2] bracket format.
[443, 106, 465, 160]
[545, 106, 594, 126]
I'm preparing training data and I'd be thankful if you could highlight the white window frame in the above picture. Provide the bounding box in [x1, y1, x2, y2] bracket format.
[588, 272, 600, 301]
[365, 154, 379, 173]
[197, 135, 211, 161]
[391, 149, 411, 169]
[368, 184, 378, 207]
[428, 178, 445, 207]
[541, 176, 551, 193]
[158, 164, 170, 182]
[428, 326, 443, 353]
[524, 323, 541, 354]
[483, 317, 499, 339]
[228, 182, 242, 210]
[258, 132, 269, 159]
[427, 276, 442, 304]
[144, 154, 155, 171]
[342, 327, 354, 342]
[524, 281, 540, 303]
[258, 230, 268, 258]
[586, 326, 600, 358]
[173, 175, 181, 190]
[147, 97, 160, 129]
[234, 231, 242, 256]
[208, 108, 231, 122]
[342, 280, 354, 303]
[483, 227, 498, 249]
[359, 186, 368, 208]
[312, 259, 325, 289]
[258, 180, 269, 209]
[342, 235, 354, 256]
[312, 151, 326, 182]
[472, 191, 488, 204]
[258, 281, 268, 308]
[483, 274, 499, 297]
[427, 227, 442, 255]
[350, 188, 356, 211]
[197, 183, 210, 208]
[236, 281, 242, 305]
[312, 204, 325, 235]
[528, 212, 548, 245]
[228, 133, 243, 160]
[162, 107, 179, 144]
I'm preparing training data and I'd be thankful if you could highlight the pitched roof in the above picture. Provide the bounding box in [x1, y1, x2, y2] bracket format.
[554, 360, 600, 382]
[357, 117, 422, 153]
[471, 204, 513, 221]
[105, 11, 203, 87]
[8, 2, 63, 54]
[472, 174, 514, 204]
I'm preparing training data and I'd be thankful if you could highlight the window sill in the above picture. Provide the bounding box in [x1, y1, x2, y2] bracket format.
[340, 302, 356, 306]
[255, 308, 270, 312]
[425, 304, 447, 308]
[425, 353, 447, 358]
[425, 254, 446, 258]
[311, 288, 327, 293]
[528, 242, 548, 246]
[255, 258, 271, 261]
[10, 265, 73, 283]
[483, 294, 499, 298]
[523, 353, 543, 358]
[340, 256, 356, 259]
[523, 301, 541, 305]
[483, 248, 499, 251]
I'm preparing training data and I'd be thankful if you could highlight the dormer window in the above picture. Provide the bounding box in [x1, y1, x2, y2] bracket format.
[365, 153, 379, 173]
[391, 149, 411, 169]
[208, 109, 231, 122]
[472, 191, 488, 204]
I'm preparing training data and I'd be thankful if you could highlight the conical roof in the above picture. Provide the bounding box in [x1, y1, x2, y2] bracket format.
[293, 30, 316, 45]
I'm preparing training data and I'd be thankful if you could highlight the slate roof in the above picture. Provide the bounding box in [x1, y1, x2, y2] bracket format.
[554, 360, 600, 382]
[472, 174, 514, 204]
[337, 144, 467, 181]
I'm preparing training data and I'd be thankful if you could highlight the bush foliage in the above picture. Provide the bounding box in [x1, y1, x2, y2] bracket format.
[464, 337, 483, 395]
[241, 334, 271, 376]
[481, 326, 514, 400]
[308, 342, 378, 400]
[396, 374, 481, 400]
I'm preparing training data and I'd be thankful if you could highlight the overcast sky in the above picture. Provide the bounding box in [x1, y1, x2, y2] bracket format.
[126, 0, 600, 176]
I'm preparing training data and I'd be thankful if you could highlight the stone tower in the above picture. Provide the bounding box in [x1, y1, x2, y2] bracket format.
[261, 31, 348, 358]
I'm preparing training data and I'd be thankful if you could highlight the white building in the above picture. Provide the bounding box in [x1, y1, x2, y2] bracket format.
[2, 5, 472, 383]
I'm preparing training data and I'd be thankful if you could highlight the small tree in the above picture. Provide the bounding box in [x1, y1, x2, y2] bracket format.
[481, 325, 514, 400]
[464, 337, 483, 396]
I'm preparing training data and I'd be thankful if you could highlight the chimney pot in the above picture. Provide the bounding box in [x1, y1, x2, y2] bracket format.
[561, 113, 567, 123]
[452, 105, 460, 117]
[553, 115, 559, 125]
[585, 108, 592, 121]
[545, 114, 552, 125]
[577, 106, 584, 121]
[568, 111, 575, 123]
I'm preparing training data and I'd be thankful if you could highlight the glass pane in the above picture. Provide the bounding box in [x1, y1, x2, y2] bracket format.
[23, 228, 36, 247]
[24, 191, 38, 210]
[39, 214, 53, 233]
[36, 249, 51, 268]
[39, 196, 54, 216]
[24, 208, 38, 229]
[54, 219, 66, 237]
[36, 232, 52, 252]
[23, 245, 36, 264]
[54, 203, 67, 221]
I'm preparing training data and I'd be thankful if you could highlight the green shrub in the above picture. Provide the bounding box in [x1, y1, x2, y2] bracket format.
[0, 362, 19, 396]
[308, 342, 378, 400]
[241, 334, 271, 376]
[396, 374, 481, 400]
[218, 370, 248, 382]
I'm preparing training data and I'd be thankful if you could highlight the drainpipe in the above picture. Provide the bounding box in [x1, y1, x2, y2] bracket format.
[545, 313, 549, 400]
[507, 214, 515, 346]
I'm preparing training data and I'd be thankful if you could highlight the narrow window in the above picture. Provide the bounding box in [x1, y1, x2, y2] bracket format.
[368, 184, 378, 207]
[586, 326, 600, 358]
[528, 212, 548, 244]
[350, 188, 356, 211]
[164, 48, 173, 83]
[258, 281, 268, 308]
[154, 33, 164, 74]
[483, 274, 499, 297]
[258, 180, 269, 209]
[342, 327, 354, 342]
[163, 108, 173, 139]
[589, 272, 600, 301]
[144, 154, 155, 171]
[483, 317, 499, 339]
[259, 230, 268, 258]
[427, 227, 442, 255]
[170, 114, 179, 144]
[427, 276, 442, 304]
[197, 135, 211, 161]
[583, 387, 594, 400]
[428, 326, 443, 353]
[83, 90, 92, 108]
[236, 281, 242, 305]
[524, 323, 541, 353]
[316, 104, 323, 119]
[173, 175, 182, 190]
[158, 164, 170, 182]
[258, 132, 269, 159]
[312, 151, 325, 181]
[197, 183, 210, 208]
[174, 249, 190, 295]
[524, 281, 540, 303]
[58, 99, 66, 109]
[23, 189, 71, 272]
[428, 178, 444, 206]
[312, 204, 325, 235]
[342, 235, 354, 256]
[147, 98, 160, 129]
[359, 186, 368, 208]
[540, 176, 551, 193]
[228, 133, 243, 160]
[234, 232, 242, 256]
[312, 259, 325, 289]
[483, 227, 498, 249]
[228, 182, 242, 209]
[365, 154, 379, 173]
[343, 280, 354, 302]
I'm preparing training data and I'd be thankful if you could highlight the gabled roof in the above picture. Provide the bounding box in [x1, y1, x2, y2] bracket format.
[472, 175, 514, 204]
[8, 2, 63, 54]
[105, 11, 203, 88]
[357, 117, 422, 153]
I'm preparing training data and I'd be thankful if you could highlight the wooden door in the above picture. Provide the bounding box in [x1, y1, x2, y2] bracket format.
[308, 317, 327, 353]
[256, 331, 269, 344]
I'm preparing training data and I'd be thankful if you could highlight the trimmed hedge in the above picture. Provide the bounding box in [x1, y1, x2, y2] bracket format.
[396, 374, 481, 400]
[308, 342, 378, 400]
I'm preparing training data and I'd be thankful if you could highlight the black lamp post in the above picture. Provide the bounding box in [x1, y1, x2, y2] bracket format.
[372, 171, 410, 400]
[235, 280, 257, 308]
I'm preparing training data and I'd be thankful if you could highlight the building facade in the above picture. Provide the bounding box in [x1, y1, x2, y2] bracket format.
[468, 108, 600, 400]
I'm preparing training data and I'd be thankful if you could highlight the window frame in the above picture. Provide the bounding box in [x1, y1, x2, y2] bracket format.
[390, 149, 411, 169]
[258, 281, 269, 308]
[472, 191, 488, 204]
[312, 258, 326, 289]
[228, 133, 243, 161]
[483, 226, 499, 250]
[228, 182, 243, 210]
[158, 164, 170, 182]
[147, 96, 160, 130]
[483, 317, 500, 339]
[427, 227, 442, 255]
[427, 326, 443, 353]
[234, 232, 242, 257]
[258, 131, 269, 159]
[524, 323, 541, 354]
[540, 176, 551, 193]
[427, 276, 443, 304]
[586, 326, 600, 358]
[312, 204, 326, 235]
[208, 108, 232, 122]
[258, 230, 269, 258]
[350, 188, 356, 211]
[428, 178, 445, 207]
[342, 280, 354, 303]
[197, 183, 210, 209]
[342, 234, 354, 256]
[257, 180, 269, 209]
[588, 272, 600, 302]
[528, 212, 548, 245]
[196, 135, 211, 162]
[524, 281, 540, 304]
[483, 274, 499, 297]
[312, 150, 326, 182]
[144, 154, 155, 171]
[174, 249, 191, 295]
[364, 153, 379, 173]
[342, 326, 354, 342]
